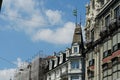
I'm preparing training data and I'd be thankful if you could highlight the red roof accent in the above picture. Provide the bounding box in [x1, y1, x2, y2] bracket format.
[112, 50, 120, 58]
[102, 56, 112, 63]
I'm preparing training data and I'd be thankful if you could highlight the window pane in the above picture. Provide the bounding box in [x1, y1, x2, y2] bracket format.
[108, 69, 112, 75]
[74, 47, 78, 53]
[105, 15, 110, 28]
[104, 42, 107, 52]
[108, 40, 111, 50]
[118, 63, 120, 70]
[103, 70, 107, 77]
[112, 72, 117, 80]
[113, 65, 117, 72]
[118, 71, 120, 78]
[71, 60, 79, 69]
[113, 35, 117, 46]
[108, 76, 112, 80]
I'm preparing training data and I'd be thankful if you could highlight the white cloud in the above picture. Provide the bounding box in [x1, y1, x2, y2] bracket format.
[0, 0, 76, 44]
[32, 22, 75, 44]
[45, 10, 62, 25]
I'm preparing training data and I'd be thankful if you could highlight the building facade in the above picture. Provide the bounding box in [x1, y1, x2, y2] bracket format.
[46, 24, 85, 80]
[84, 0, 120, 80]
[14, 56, 48, 80]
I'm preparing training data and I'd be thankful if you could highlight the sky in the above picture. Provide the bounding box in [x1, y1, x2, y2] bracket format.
[0, 0, 89, 80]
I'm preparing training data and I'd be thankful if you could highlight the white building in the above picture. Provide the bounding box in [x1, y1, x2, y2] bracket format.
[47, 24, 85, 80]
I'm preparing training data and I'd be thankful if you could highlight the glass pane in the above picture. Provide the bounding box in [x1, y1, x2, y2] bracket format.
[113, 72, 117, 80]
[104, 42, 107, 52]
[103, 70, 107, 77]
[74, 47, 78, 53]
[118, 63, 120, 70]
[108, 76, 112, 80]
[113, 65, 117, 72]
[108, 69, 112, 75]
[108, 40, 112, 50]
[105, 15, 110, 28]
[118, 71, 120, 78]
[71, 60, 79, 69]
[113, 35, 117, 46]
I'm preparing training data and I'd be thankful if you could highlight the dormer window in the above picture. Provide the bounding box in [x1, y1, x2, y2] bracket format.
[74, 47, 78, 53]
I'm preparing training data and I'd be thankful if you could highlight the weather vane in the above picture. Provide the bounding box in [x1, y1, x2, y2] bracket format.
[73, 8, 77, 26]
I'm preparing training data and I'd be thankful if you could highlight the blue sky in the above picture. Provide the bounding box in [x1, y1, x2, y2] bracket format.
[0, 0, 89, 79]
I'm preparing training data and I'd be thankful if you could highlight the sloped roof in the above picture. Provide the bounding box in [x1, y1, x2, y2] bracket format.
[72, 24, 83, 44]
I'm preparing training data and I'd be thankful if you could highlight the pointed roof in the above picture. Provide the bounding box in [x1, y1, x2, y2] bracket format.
[72, 24, 83, 44]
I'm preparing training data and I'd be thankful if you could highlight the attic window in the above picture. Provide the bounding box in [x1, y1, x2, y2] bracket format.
[74, 47, 78, 53]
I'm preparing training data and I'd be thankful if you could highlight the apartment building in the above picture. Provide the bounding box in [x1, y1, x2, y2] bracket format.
[46, 24, 85, 80]
[84, 0, 120, 80]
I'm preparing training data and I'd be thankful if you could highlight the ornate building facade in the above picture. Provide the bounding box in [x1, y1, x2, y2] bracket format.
[84, 0, 120, 80]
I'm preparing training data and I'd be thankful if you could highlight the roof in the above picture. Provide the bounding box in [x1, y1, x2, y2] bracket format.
[72, 24, 83, 44]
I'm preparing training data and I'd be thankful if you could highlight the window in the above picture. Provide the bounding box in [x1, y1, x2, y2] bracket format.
[105, 15, 110, 29]
[71, 76, 79, 80]
[89, 59, 94, 66]
[74, 47, 78, 53]
[114, 6, 120, 19]
[71, 60, 79, 69]
[103, 40, 111, 58]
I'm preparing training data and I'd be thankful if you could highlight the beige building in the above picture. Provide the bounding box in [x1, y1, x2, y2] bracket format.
[84, 0, 120, 80]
